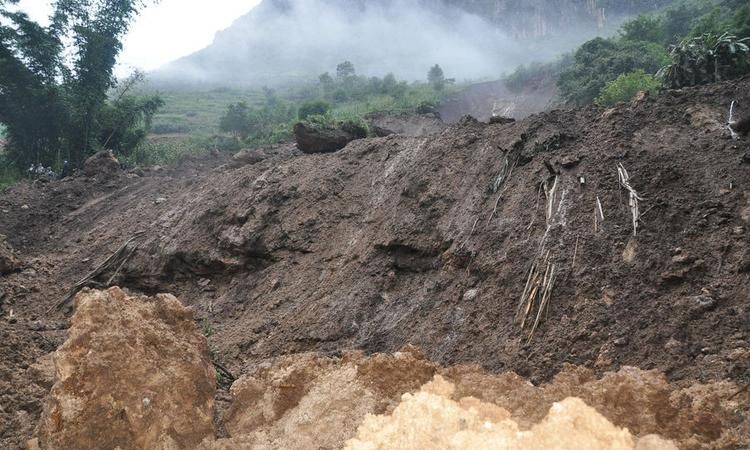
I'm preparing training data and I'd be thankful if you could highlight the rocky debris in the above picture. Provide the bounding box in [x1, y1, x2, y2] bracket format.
[4, 79, 750, 447]
[193, 349, 744, 450]
[83, 150, 120, 178]
[293, 120, 367, 154]
[0, 234, 21, 274]
[365, 112, 445, 137]
[36, 287, 215, 450]
[345, 376, 676, 450]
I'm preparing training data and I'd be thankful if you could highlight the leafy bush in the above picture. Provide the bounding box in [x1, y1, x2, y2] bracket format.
[219, 102, 252, 138]
[298, 99, 331, 120]
[596, 70, 661, 105]
[558, 38, 669, 105]
[339, 117, 369, 138]
[98, 95, 164, 157]
[416, 100, 438, 114]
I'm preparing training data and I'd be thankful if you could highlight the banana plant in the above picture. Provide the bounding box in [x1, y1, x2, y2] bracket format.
[658, 32, 750, 88]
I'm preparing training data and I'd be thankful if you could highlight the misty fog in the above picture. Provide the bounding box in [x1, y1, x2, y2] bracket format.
[154, 0, 633, 87]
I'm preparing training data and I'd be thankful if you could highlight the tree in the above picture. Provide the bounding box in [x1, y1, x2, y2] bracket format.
[336, 60, 355, 79]
[219, 102, 251, 138]
[619, 15, 665, 44]
[319, 71, 334, 95]
[428, 64, 445, 91]
[0, 0, 158, 171]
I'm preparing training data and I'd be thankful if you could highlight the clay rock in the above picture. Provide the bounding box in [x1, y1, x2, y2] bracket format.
[83, 150, 120, 178]
[0, 234, 21, 274]
[345, 375, 678, 450]
[37, 287, 216, 450]
[293, 120, 367, 154]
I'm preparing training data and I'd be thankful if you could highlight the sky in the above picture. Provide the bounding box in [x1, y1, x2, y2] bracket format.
[15, 0, 262, 76]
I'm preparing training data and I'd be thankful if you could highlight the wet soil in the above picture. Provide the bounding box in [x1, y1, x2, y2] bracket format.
[2, 78, 750, 448]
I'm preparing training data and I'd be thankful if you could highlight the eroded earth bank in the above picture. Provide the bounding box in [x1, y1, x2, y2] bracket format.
[2, 79, 750, 449]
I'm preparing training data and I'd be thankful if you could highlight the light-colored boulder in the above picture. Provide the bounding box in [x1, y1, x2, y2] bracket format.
[37, 287, 215, 450]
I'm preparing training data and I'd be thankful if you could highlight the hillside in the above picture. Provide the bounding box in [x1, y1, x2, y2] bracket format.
[153, 0, 674, 86]
[2, 77, 749, 448]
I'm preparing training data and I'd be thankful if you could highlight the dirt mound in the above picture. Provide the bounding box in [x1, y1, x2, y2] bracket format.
[196, 349, 745, 450]
[2, 79, 750, 447]
[35, 288, 215, 450]
[345, 378, 675, 450]
[83, 150, 120, 178]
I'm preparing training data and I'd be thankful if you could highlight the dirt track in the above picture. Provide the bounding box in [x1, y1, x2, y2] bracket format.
[2, 78, 750, 448]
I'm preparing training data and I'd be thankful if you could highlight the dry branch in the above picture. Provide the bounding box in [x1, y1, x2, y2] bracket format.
[47, 232, 146, 313]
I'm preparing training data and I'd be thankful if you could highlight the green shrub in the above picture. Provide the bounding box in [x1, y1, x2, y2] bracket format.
[558, 38, 669, 105]
[339, 117, 369, 138]
[596, 70, 661, 105]
[298, 99, 331, 120]
[416, 100, 438, 114]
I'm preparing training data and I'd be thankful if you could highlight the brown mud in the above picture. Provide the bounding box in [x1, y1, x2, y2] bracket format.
[1, 78, 750, 448]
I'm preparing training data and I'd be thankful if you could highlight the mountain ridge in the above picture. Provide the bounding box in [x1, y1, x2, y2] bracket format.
[154, 0, 674, 86]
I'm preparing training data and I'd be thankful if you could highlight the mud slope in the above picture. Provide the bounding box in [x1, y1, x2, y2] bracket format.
[2, 79, 750, 446]
[438, 76, 559, 122]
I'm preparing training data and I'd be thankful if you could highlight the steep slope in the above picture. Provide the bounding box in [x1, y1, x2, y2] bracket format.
[2, 78, 749, 447]
[154, 0, 673, 85]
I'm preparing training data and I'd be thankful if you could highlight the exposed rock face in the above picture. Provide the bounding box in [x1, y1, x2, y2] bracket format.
[0, 234, 21, 274]
[83, 150, 120, 178]
[37, 288, 215, 450]
[293, 121, 367, 154]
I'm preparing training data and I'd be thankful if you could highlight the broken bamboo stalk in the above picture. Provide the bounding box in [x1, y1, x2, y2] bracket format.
[617, 164, 644, 236]
[47, 231, 146, 314]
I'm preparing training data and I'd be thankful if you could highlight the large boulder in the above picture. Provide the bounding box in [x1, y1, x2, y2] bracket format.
[83, 150, 120, 178]
[36, 287, 216, 450]
[293, 120, 367, 154]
